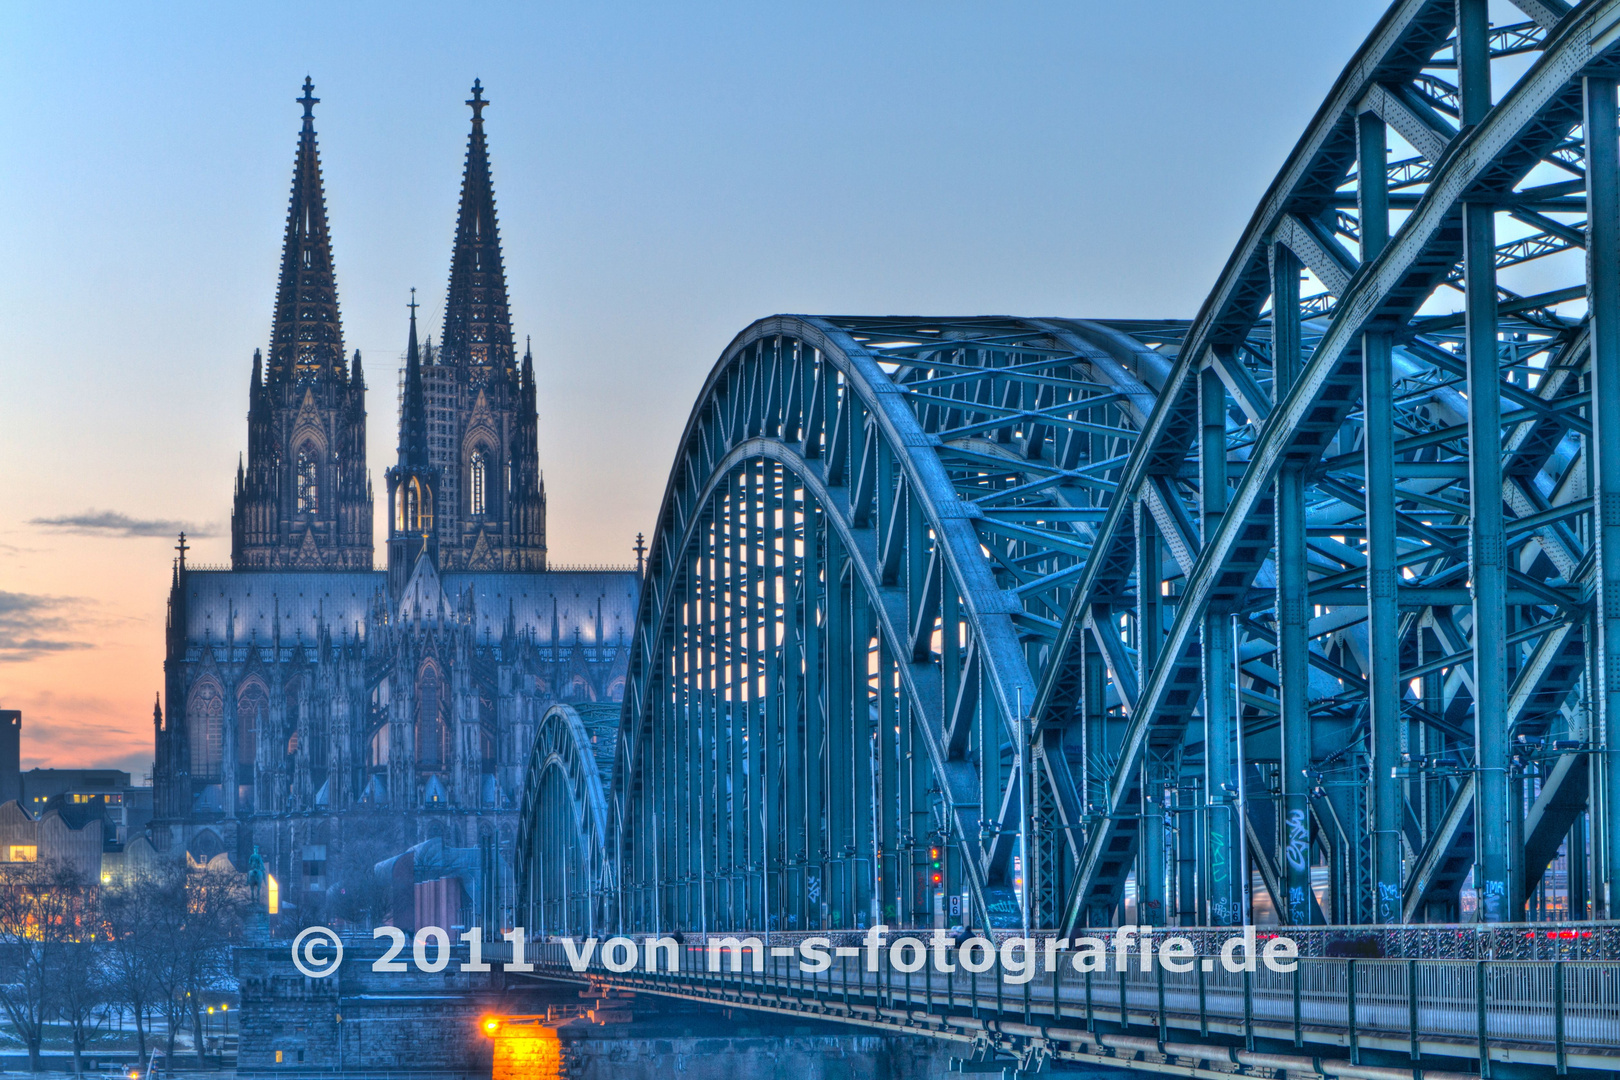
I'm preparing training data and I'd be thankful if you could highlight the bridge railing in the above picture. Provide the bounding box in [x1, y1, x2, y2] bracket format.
[527, 940, 1620, 1065]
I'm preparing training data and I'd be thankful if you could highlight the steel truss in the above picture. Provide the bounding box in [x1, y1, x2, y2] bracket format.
[604, 315, 1183, 933]
[521, 0, 1620, 931]
[1038, 0, 1620, 931]
[515, 703, 617, 937]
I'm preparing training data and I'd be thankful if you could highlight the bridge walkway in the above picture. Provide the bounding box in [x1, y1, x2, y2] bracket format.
[515, 940, 1619, 1078]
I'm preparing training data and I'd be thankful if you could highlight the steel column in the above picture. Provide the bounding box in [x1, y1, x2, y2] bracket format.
[1197, 363, 1236, 925]
[1359, 105, 1403, 924]
[1585, 74, 1620, 919]
[1202, 612, 1238, 924]
[1272, 240, 1313, 927]
[1458, 0, 1511, 922]
[1137, 502, 1166, 924]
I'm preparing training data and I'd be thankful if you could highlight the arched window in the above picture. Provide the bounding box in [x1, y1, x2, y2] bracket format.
[188, 680, 224, 781]
[237, 682, 268, 770]
[470, 449, 488, 516]
[416, 665, 446, 768]
[369, 725, 389, 768]
[296, 447, 319, 513]
[406, 477, 433, 532]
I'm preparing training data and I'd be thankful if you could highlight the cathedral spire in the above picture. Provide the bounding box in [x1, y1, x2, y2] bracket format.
[441, 79, 513, 373]
[268, 77, 344, 383]
[232, 79, 371, 571]
[400, 290, 429, 468]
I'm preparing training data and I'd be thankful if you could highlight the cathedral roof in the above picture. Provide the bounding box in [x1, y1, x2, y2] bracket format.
[176, 568, 639, 651]
[268, 78, 345, 384]
[180, 570, 380, 647]
[398, 550, 448, 623]
[440, 80, 513, 373]
[441, 571, 638, 646]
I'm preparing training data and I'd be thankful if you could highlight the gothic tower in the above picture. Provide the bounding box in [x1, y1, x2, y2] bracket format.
[232, 78, 373, 570]
[415, 80, 546, 576]
[386, 294, 439, 596]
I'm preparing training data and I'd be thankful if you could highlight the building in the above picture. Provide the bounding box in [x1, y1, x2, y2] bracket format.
[0, 720, 157, 882]
[151, 79, 636, 916]
[0, 710, 18, 805]
[16, 768, 153, 848]
[0, 801, 105, 883]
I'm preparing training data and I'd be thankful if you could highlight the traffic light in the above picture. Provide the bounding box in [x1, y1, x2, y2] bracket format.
[929, 846, 943, 887]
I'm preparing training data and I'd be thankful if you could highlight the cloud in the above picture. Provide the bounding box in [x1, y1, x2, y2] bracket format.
[29, 510, 215, 539]
[0, 591, 91, 662]
[13, 690, 153, 775]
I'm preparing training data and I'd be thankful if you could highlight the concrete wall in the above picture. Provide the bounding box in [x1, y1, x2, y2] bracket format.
[235, 941, 964, 1078]
[550, 1032, 954, 1080]
[234, 941, 500, 1073]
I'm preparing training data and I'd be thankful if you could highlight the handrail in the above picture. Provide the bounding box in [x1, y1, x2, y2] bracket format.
[521, 941, 1620, 1068]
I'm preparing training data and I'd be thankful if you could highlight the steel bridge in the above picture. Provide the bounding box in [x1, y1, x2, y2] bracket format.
[511, 1, 1620, 1073]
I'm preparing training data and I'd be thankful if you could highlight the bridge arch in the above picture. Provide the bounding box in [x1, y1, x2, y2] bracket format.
[1032, 0, 1620, 932]
[517, 3, 1620, 937]
[515, 703, 617, 937]
[606, 315, 1171, 933]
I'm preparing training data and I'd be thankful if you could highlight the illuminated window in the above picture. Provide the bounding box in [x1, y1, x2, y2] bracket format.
[296, 447, 319, 514]
[266, 873, 280, 915]
[7, 845, 37, 862]
[470, 449, 488, 516]
[405, 477, 433, 532]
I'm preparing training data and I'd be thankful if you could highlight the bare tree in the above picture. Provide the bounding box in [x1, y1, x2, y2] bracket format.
[56, 915, 111, 1077]
[102, 873, 162, 1064]
[0, 860, 90, 1072]
[102, 861, 248, 1070]
[140, 869, 194, 1065]
[180, 864, 246, 1064]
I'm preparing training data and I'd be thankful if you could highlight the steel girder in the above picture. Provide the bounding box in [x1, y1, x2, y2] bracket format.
[515, 703, 617, 937]
[1035, 0, 1620, 931]
[600, 315, 1181, 934]
[516, 0, 1620, 934]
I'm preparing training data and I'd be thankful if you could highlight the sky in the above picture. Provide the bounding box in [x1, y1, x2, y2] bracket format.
[0, 1, 1390, 777]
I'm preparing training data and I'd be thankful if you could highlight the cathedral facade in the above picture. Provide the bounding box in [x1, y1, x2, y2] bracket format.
[151, 80, 636, 912]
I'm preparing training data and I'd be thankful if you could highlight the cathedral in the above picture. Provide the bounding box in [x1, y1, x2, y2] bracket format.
[151, 79, 637, 910]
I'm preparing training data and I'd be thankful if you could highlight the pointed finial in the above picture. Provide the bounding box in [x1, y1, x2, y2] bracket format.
[175, 531, 190, 570]
[408, 287, 418, 321]
[635, 532, 647, 577]
[468, 79, 487, 121]
[298, 77, 319, 121]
